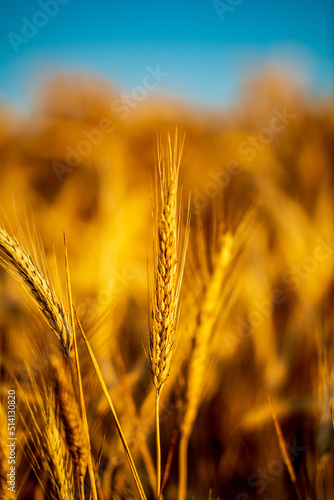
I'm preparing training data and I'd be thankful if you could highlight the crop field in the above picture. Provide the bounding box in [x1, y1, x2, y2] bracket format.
[0, 71, 333, 499]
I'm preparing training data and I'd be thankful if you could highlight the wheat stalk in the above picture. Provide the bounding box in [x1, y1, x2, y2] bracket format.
[63, 234, 98, 500]
[74, 307, 147, 500]
[149, 132, 189, 499]
[0, 228, 72, 354]
[268, 394, 303, 500]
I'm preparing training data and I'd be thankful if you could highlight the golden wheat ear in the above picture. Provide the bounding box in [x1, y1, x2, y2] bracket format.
[20, 370, 74, 500]
[51, 357, 88, 480]
[149, 131, 190, 499]
[0, 227, 72, 354]
[149, 131, 189, 395]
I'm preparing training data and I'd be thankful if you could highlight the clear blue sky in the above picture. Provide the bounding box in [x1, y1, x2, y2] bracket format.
[0, 0, 333, 110]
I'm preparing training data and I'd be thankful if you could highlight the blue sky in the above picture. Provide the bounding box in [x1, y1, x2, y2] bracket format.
[0, 0, 333, 111]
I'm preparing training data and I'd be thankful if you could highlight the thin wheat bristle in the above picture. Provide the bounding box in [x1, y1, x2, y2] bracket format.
[51, 358, 88, 479]
[149, 134, 187, 394]
[0, 227, 72, 353]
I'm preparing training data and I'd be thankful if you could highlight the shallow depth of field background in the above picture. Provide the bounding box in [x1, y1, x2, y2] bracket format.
[0, 1, 334, 499]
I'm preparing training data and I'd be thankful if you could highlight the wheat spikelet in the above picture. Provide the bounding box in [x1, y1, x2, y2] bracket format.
[20, 365, 74, 500]
[25, 390, 73, 499]
[44, 394, 74, 500]
[0, 227, 72, 353]
[149, 133, 187, 394]
[51, 358, 88, 479]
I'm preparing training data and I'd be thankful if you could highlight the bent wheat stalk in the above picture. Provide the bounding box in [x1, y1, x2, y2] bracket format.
[74, 308, 147, 500]
[0, 228, 72, 354]
[63, 235, 98, 500]
[150, 133, 189, 499]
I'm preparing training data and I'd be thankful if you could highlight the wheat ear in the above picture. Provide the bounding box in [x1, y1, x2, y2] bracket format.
[51, 358, 88, 481]
[150, 132, 189, 499]
[0, 228, 72, 354]
[44, 400, 74, 500]
[178, 233, 233, 500]
[20, 368, 74, 500]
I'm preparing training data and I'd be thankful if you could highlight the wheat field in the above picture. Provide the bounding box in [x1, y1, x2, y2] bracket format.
[0, 70, 333, 499]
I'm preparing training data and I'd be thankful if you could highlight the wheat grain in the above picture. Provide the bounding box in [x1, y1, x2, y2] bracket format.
[0, 228, 72, 353]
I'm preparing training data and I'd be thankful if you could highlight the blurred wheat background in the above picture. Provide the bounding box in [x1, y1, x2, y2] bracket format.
[0, 1, 334, 499]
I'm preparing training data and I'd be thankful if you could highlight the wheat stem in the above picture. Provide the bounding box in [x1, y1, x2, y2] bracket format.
[80, 482, 85, 500]
[155, 392, 161, 500]
[64, 234, 98, 500]
[267, 393, 303, 500]
[114, 347, 157, 494]
[178, 433, 189, 500]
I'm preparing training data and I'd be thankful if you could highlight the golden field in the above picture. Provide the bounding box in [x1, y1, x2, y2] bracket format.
[0, 70, 333, 499]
